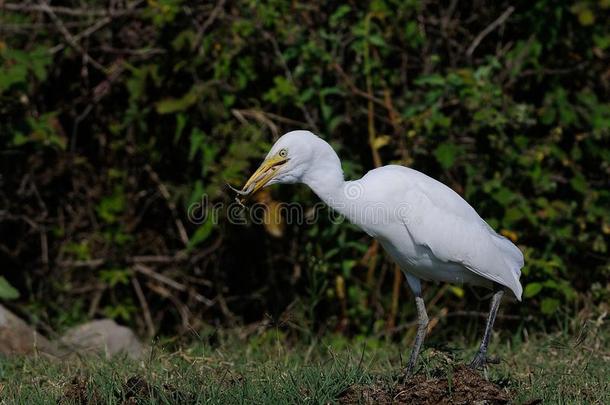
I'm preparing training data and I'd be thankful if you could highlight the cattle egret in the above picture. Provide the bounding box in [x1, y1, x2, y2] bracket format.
[236, 130, 524, 374]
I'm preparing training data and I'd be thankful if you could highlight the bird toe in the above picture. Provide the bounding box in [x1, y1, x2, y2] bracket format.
[469, 352, 487, 370]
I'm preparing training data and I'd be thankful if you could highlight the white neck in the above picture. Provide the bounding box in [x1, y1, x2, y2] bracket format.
[300, 142, 348, 210]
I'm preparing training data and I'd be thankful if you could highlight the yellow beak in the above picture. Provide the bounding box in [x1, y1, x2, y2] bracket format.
[241, 155, 288, 196]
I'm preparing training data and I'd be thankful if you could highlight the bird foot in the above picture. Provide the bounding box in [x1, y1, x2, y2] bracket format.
[399, 369, 414, 383]
[469, 352, 500, 369]
[403, 367, 414, 377]
[400, 361, 417, 381]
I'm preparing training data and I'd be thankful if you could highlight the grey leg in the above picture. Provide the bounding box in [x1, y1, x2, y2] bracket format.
[470, 289, 504, 369]
[404, 295, 429, 376]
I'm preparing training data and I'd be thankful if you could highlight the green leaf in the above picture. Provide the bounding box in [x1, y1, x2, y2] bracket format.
[570, 173, 588, 193]
[577, 8, 595, 26]
[187, 215, 215, 250]
[173, 113, 187, 144]
[99, 268, 131, 287]
[524, 282, 543, 298]
[0, 276, 19, 300]
[449, 286, 464, 298]
[96, 186, 125, 224]
[504, 206, 524, 224]
[156, 85, 203, 114]
[541, 297, 560, 315]
[434, 142, 460, 169]
[0, 47, 51, 92]
[493, 187, 515, 206]
[189, 128, 206, 161]
[341, 260, 357, 276]
[0, 63, 27, 91]
[263, 76, 298, 105]
[330, 5, 351, 27]
[414, 74, 445, 87]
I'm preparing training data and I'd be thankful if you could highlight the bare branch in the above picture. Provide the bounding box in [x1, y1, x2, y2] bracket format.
[262, 30, 319, 132]
[132, 276, 156, 338]
[191, 0, 226, 52]
[49, 0, 146, 55]
[467, 7, 515, 57]
[1, 3, 116, 17]
[134, 264, 214, 307]
[38, 1, 106, 72]
[332, 63, 390, 112]
[143, 164, 190, 247]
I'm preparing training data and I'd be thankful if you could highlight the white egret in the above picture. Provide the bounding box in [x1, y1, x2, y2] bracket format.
[237, 130, 523, 374]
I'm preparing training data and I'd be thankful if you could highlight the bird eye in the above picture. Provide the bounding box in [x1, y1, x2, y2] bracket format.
[278, 148, 288, 158]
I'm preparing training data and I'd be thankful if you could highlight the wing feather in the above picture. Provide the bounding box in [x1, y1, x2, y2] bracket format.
[402, 185, 524, 300]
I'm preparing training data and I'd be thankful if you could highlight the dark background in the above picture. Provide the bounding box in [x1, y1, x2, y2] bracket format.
[0, 0, 608, 341]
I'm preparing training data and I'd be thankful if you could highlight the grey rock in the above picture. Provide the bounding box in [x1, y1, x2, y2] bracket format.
[0, 304, 58, 356]
[59, 319, 146, 360]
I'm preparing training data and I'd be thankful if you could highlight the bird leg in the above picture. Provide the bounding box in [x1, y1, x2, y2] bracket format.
[404, 295, 429, 376]
[470, 289, 504, 369]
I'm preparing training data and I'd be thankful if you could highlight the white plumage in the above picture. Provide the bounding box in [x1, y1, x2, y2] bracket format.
[238, 130, 524, 374]
[350, 165, 524, 300]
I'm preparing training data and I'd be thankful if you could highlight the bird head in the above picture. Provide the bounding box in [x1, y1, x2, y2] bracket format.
[238, 130, 321, 196]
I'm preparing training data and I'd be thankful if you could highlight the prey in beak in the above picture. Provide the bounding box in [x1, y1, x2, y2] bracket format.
[228, 154, 288, 204]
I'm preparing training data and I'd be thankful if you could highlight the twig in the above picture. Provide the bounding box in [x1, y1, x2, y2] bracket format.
[232, 109, 279, 137]
[467, 7, 515, 56]
[520, 61, 588, 78]
[38, 1, 105, 72]
[501, 36, 535, 86]
[189, 236, 222, 263]
[363, 240, 379, 287]
[57, 253, 190, 268]
[87, 287, 105, 317]
[146, 282, 192, 330]
[134, 264, 214, 307]
[144, 164, 190, 247]
[57, 258, 105, 268]
[262, 30, 319, 132]
[445, 310, 534, 321]
[131, 253, 188, 263]
[191, 0, 226, 52]
[133, 264, 186, 292]
[49, 18, 111, 54]
[332, 63, 388, 111]
[132, 276, 156, 338]
[386, 264, 402, 332]
[231, 109, 310, 137]
[48, 0, 146, 55]
[39, 229, 48, 267]
[0, 21, 93, 33]
[362, 14, 382, 168]
[97, 46, 166, 57]
[1, 3, 121, 16]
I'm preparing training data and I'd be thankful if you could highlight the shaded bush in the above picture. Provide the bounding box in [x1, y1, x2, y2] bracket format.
[0, 0, 608, 337]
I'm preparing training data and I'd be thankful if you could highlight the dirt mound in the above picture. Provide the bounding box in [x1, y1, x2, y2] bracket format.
[59, 376, 100, 405]
[340, 365, 510, 404]
[59, 374, 191, 404]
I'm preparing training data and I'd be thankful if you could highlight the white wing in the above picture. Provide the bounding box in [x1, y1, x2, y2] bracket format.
[399, 170, 524, 300]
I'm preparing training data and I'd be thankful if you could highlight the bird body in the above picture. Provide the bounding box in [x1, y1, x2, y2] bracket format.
[238, 130, 524, 373]
[340, 165, 523, 300]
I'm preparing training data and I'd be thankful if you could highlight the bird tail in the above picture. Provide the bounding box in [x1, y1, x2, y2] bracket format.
[491, 234, 524, 300]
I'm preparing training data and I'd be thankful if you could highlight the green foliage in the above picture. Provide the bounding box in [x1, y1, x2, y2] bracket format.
[0, 0, 608, 336]
[96, 186, 126, 225]
[99, 268, 131, 288]
[0, 276, 19, 300]
[187, 215, 215, 250]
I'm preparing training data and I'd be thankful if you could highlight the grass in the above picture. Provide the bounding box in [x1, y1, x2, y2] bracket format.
[1, 320, 608, 404]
